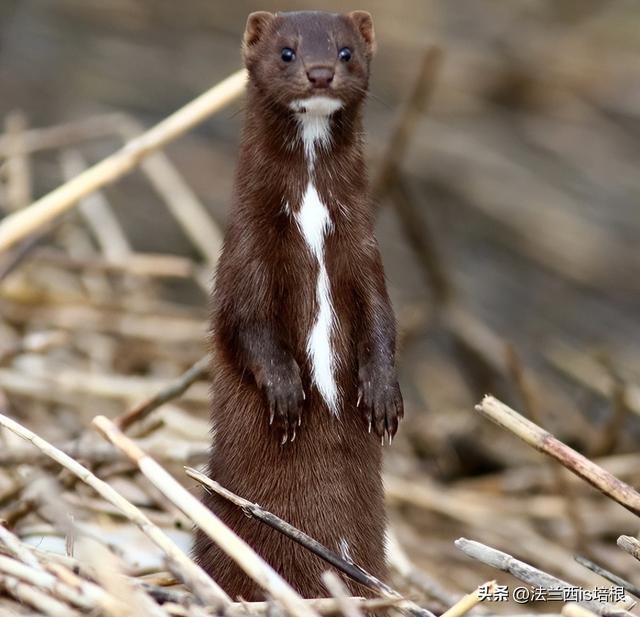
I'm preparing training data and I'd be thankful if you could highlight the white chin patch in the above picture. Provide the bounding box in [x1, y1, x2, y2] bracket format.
[290, 96, 343, 116]
[291, 97, 341, 161]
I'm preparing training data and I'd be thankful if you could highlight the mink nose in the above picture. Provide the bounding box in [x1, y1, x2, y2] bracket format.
[306, 66, 334, 88]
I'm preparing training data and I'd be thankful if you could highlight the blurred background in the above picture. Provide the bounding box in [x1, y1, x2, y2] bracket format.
[1, 0, 640, 612]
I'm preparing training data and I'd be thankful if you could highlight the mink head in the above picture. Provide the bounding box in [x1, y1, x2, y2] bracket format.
[242, 10, 375, 114]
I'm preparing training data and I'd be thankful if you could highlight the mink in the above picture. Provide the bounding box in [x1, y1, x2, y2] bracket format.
[194, 10, 403, 600]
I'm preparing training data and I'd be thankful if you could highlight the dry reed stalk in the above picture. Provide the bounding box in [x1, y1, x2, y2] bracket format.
[372, 47, 442, 199]
[59, 149, 132, 260]
[592, 356, 632, 456]
[116, 355, 210, 431]
[185, 467, 437, 617]
[117, 116, 224, 266]
[475, 395, 640, 517]
[223, 597, 402, 617]
[574, 555, 640, 599]
[0, 525, 43, 571]
[617, 536, 640, 562]
[545, 345, 640, 417]
[0, 553, 125, 614]
[455, 538, 629, 615]
[0, 440, 207, 467]
[505, 346, 585, 548]
[93, 415, 320, 617]
[76, 538, 164, 617]
[4, 110, 33, 211]
[321, 571, 366, 617]
[562, 603, 600, 617]
[439, 582, 496, 617]
[0, 301, 207, 343]
[0, 365, 209, 406]
[0, 330, 70, 365]
[186, 467, 385, 592]
[385, 528, 465, 610]
[0, 69, 247, 254]
[28, 249, 195, 278]
[0, 114, 123, 156]
[0, 573, 83, 617]
[0, 411, 230, 607]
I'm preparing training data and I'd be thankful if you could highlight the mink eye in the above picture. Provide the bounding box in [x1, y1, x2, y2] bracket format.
[338, 47, 352, 62]
[281, 47, 296, 62]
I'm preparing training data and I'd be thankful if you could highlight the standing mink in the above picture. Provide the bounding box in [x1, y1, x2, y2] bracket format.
[194, 10, 403, 600]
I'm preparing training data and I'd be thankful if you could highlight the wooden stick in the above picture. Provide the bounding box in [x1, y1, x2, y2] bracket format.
[59, 149, 132, 260]
[440, 582, 496, 617]
[545, 345, 640, 418]
[27, 248, 195, 278]
[0, 554, 125, 614]
[0, 301, 207, 343]
[3, 111, 33, 212]
[0, 573, 83, 617]
[185, 467, 436, 617]
[617, 536, 640, 562]
[456, 537, 574, 590]
[385, 528, 464, 610]
[475, 395, 640, 517]
[0, 69, 247, 254]
[574, 555, 640, 599]
[117, 116, 224, 266]
[389, 170, 452, 306]
[0, 412, 229, 607]
[321, 571, 365, 617]
[116, 355, 210, 431]
[0, 440, 206, 467]
[0, 365, 209, 406]
[0, 330, 70, 365]
[505, 345, 585, 548]
[0, 114, 123, 156]
[454, 538, 617, 615]
[92, 415, 319, 617]
[223, 596, 402, 617]
[185, 467, 384, 597]
[0, 223, 53, 282]
[372, 46, 442, 198]
[0, 525, 43, 571]
[592, 355, 632, 456]
[562, 603, 600, 617]
[186, 467, 388, 593]
[75, 538, 160, 617]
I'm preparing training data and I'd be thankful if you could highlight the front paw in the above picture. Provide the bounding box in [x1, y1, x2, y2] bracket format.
[357, 363, 404, 443]
[260, 361, 305, 444]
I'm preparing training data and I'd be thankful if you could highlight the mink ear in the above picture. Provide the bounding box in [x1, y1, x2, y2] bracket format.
[243, 11, 275, 48]
[348, 11, 376, 55]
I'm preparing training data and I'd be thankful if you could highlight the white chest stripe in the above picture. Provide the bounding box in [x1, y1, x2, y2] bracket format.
[295, 182, 338, 414]
[291, 96, 343, 415]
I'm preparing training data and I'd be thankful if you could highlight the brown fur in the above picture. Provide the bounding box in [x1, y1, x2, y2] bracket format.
[194, 10, 403, 600]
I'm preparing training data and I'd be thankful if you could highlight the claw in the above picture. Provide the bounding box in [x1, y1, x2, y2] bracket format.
[269, 408, 275, 425]
[368, 419, 372, 433]
[298, 416, 302, 426]
[281, 432, 288, 446]
[357, 393, 362, 407]
[291, 426, 297, 442]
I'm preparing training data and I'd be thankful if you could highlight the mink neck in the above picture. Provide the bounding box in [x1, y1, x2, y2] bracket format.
[243, 81, 364, 163]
